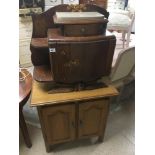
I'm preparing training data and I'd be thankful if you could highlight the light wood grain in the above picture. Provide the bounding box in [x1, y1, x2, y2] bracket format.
[31, 80, 118, 107]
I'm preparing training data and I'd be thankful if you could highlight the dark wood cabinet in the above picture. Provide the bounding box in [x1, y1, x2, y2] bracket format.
[48, 28, 116, 84]
[30, 4, 118, 152]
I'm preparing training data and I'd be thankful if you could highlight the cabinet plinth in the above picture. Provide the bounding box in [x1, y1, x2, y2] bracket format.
[31, 80, 118, 152]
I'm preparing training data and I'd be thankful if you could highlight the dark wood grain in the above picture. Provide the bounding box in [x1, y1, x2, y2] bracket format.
[33, 65, 53, 82]
[48, 28, 115, 42]
[19, 69, 32, 104]
[79, 0, 108, 9]
[19, 69, 32, 148]
[30, 4, 109, 67]
[31, 4, 109, 38]
[48, 28, 116, 84]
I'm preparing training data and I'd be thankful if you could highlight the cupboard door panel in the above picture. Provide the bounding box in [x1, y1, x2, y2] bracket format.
[78, 99, 109, 138]
[41, 104, 75, 144]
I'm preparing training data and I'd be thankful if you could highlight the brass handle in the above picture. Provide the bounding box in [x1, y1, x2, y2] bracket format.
[81, 28, 85, 33]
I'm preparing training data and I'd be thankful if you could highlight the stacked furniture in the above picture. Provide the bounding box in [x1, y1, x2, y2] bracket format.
[30, 4, 118, 152]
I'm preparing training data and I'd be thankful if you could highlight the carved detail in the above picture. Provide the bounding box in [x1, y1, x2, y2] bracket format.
[67, 4, 87, 12]
[64, 59, 80, 67]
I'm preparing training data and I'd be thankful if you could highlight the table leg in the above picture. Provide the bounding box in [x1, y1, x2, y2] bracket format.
[98, 135, 104, 142]
[19, 110, 32, 148]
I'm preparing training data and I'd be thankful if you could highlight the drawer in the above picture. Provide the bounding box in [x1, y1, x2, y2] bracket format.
[63, 0, 79, 4]
[63, 23, 106, 36]
[45, 0, 62, 6]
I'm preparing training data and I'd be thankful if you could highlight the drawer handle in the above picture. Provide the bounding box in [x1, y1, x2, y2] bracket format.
[81, 28, 85, 33]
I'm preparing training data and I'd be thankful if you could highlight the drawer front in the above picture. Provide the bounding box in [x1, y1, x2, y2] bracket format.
[64, 24, 105, 37]
[45, 0, 62, 6]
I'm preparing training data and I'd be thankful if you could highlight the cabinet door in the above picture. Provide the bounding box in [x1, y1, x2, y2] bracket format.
[78, 99, 109, 138]
[40, 104, 75, 144]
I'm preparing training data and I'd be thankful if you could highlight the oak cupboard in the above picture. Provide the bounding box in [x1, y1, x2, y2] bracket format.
[31, 81, 118, 152]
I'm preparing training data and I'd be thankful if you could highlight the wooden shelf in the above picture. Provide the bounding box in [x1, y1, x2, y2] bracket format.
[33, 65, 53, 82]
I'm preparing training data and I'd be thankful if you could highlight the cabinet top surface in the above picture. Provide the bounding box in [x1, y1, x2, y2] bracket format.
[53, 12, 106, 25]
[31, 80, 118, 107]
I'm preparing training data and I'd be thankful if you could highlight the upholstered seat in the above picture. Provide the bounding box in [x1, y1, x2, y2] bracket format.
[100, 46, 135, 105]
[107, 13, 131, 31]
[107, 0, 135, 48]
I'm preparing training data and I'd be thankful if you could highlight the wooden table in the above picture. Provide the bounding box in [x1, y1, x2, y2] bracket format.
[19, 69, 32, 148]
[31, 80, 118, 152]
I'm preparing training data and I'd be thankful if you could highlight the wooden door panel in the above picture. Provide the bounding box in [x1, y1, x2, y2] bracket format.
[41, 104, 75, 144]
[78, 99, 109, 138]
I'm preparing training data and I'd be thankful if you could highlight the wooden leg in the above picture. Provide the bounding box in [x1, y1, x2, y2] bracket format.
[98, 135, 104, 143]
[45, 144, 51, 153]
[126, 30, 131, 47]
[19, 110, 32, 148]
[122, 32, 126, 49]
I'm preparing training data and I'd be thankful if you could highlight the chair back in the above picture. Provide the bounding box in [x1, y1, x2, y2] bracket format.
[110, 46, 135, 82]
